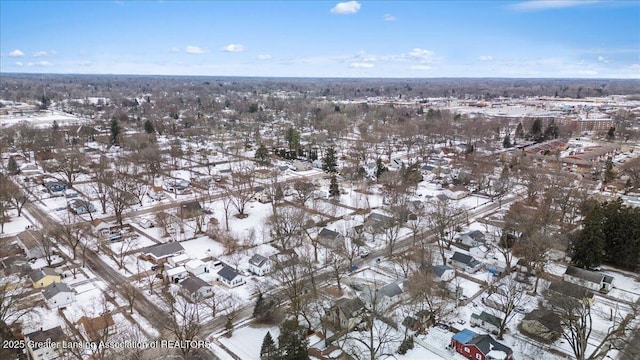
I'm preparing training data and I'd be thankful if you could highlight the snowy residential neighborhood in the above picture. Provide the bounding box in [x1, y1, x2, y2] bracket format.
[1, 73, 640, 360]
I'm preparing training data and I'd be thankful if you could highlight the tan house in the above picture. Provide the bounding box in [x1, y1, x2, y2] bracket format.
[29, 268, 61, 289]
[78, 314, 115, 342]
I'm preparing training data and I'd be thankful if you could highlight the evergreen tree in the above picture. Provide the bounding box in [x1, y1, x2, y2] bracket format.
[502, 134, 512, 148]
[604, 157, 616, 184]
[285, 128, 300, 153]
[515, 123, 524, 140]
[571, 206, 605, 269]
[329, 175, 340, 197]
[322, 146, 337, 173]
[403, 163, 423, 186]
[144, 119, 155, 134]
[543, 120, 559, 140]
[376, 157, 387, 179]
[277, 319, 309, 360]
[260, 331, 278, 360]
[606, 126, 615, 141]
[530, 118, 543, 141]
[7, 156, 18, 175]
[110, 119, 121, 145]
[255, 144, 270, 166]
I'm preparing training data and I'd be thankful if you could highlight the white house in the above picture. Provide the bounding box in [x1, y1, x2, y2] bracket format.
[563, 266, 614, 293]
[168, 254, 191, 267]
[433, 265, 455, 282]
[43, 282, 75, 309]
[249, 254, 272, 276]
[217, 266, 244, 287]
[362, 282, 406, 311]
[180, 276, 214, 301]
[185, 259, 208, 276]
[458, 230, 486, 247]
[165, 266, 188, 283]
[450, 252, 483, 273]
[329, 297, 366, 330]
[25, 326, 65, 360]
[90, 218, 111, 236]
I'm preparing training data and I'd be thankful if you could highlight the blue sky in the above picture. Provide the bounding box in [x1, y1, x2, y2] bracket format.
[1, 1, 638, 78]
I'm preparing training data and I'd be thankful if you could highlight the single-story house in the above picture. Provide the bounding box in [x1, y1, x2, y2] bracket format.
[432, 265, 455, 282]
[44, 181, 67, 195]
[16, 230, 51, 259]
[90, 218, 111, 236]
[185, 259, 208, 276]
[328, 297, 366, 330]
[249, 254, 272, 276]
[78, 313, 115, 342]
[147, 185, 165, 200]
[29, 267, 61, 289]
[24, 326, 66, 360]
[563, 266, 614, 293]
[43, 282, 75, 309]
[180, 276, 214, 301]
[470, 311, 501, 335]
[450, 252, 483, 273]
[470, 245, 491, 259]
[450, 329, 514, 360]
[317, 228, 344, 249]
[364, 212, 394, 230]
[68, 198, 96, 215]
[165, 265, 188, 283]
[168, 253, 190, 267]
[140, 242, 186, 264]
[547, 281, 596, 306]
[217, 266, 244, 287]
[485, 258, 510, 276]
[458, 230, 486, 247]
[179, 200, 202, 219]
[520, 309, 562, 343]
[270, 249, 299, 270]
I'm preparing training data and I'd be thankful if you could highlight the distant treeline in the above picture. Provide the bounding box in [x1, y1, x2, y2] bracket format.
[1, 73, 639, 102]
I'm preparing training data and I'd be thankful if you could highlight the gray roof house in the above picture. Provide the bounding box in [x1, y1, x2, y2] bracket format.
[329, 297, 366, 330]
[317, 228, 344, 249]
[363, 282, 406, 311]
[217, 266, 244, 287]
[450, 251, 483, 273]
[140, 242, 185, 264]
[43, 282, 75, 309]
[180, 276, 213, 301]
[16, 230, 52, 259]
[470, 311, 501, 334]
[25, 326, 66, 360]
[248, 254, 272, 276]
[563, 266, 614, 293]
[457, 230, 486, 247]
[432, 265, 455, 282]
[520, 309, 562, 343]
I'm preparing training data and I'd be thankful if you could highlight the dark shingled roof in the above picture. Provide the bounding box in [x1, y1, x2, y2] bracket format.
[25, 326, 65, 349]
[565, 266, 605, 285]
[318, 228, 340, 240]
[334, 297, 365, 318]
[451, 251, 480, 267]
[249, 254, 269, 267]
[466, 333, 513, 358]
[218, 266, 240, 282]
[29, 267, 59, 283]
[141, 242, 185, 259]
[180, 276, 210, 294]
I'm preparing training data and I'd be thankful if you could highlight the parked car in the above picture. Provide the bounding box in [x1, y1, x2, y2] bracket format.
[137, 218, 154, 229]
[359, 249, 370, 258]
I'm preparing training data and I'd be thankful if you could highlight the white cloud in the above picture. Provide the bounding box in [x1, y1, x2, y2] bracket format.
[511, 1, 599, 11]
[350, 62, 374, 68]
[9, 49, 25, 57]
[330, 1, 361, 15]
[15, 62, 23, 66]
[257, 54, 272, 60]
[407, 48, 438, 63]
[630, 64, 640, 70]
[170, 47, 180, 53]
[222, 44, 247, 52]
[33, 50, 55, 57]
[184, 45, 208, 54]
[27, 61, 52, 67]
[597, 56, 609, 63]
[410, 65, 431, 71]
[77, 61, 92, 66]
[479, 55, 494, 61]
[383, 14, 396, 21]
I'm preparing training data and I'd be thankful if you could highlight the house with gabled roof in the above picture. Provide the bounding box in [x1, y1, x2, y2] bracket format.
[458, 230, 486, 247]
[451, 328, 514, 360]
[29, 267, 61, 289]
[328, 297, 366, 330]
[520, 308, 562, 343]
[362, 281, 406, 311]
[450, 251, 483, 273]
[217, 266, 244, 287]
[317, 228, 344, 249]
[43, 282, 75, 309]
[432, 265, 455, 282]
[180, 276, 214, 302]
[24, 326, 66, 360]
[563, 266, 614, 293]
[16, 230, 51, 260]
[140, 242, 185, 264]
[185, 259, 208, 276]
[470, 311, 501, 335]
[249, 254, 272, 276]
[547, 281, 596, 306]
[78, 313, 115, 342]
